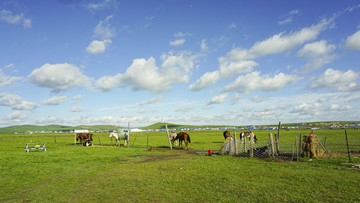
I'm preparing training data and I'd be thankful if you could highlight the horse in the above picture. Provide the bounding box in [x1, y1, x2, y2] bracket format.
[76, 133, 93, 146]
[170, 131, 178, 147]
[173, 132, 191, 150]
[240, 131, 258, 143]
[223, 130, 231, 139]
[109, 132, 128, 146]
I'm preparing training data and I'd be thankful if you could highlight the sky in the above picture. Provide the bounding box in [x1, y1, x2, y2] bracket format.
[1, 0, 360, 128]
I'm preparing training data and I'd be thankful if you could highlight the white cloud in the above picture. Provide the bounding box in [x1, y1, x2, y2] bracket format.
[7, 111, 26, 121]
[223, 71, 300, 93]
[329, 104, 354, 111]
[278, 9, 299, 25]
[41, 96, 67, 105]
[0, 93, 39, 110]
[200, 39, 208, 52]
[227, 22, 237, 29]
[86, 0, 119, 12]
[97, 51, 199, 93]
[297, 40, 337, 72]
[189, 71, 220, 91]
[344, 30, 360, 51]
[173, 32, 191, 37]
[309, 68, 359, 91]
[95, 73, 122, 91]
[291, 102, 323, 116]
[139, 96, 164, 106]
[169, 38, 185, 46]
[94, 15, 115, 39]
[0, 9, 32, 28]
[86, 39, 112, 54]
[208, 93, 228, 105]
[0, 69, 22, 87]
[71, 106, 85, 112]
[28, 63, 93, 92]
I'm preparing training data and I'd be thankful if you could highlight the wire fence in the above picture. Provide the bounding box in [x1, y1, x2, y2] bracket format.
[223, 130, 360, 161]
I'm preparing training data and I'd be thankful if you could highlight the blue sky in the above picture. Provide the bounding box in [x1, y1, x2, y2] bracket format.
[1, 0, 360, 127]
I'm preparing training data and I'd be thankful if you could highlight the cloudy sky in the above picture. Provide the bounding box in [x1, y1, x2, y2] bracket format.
[1, 0, 360, 127]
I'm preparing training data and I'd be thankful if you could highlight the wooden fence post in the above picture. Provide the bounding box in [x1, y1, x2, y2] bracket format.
[234, 132, 238, 156]
[74, 133, 76, 145]
[166, 125, 172, 149]
[243, 136, 247, 153]
[269, 133, 275, 158]
[295, 135, 299, 161]
[229, 135, 232, 156]
[250, 132, 254, 158]
[128, 122, 130, 148]
[275, 133, 280, 155]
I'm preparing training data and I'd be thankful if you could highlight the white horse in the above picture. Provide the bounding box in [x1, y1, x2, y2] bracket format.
[239, 131, 258, 144]
[109, 132, 128, 146]
[170, 132, 178, 147]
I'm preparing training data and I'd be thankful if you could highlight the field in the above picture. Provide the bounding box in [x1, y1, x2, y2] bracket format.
[1, 129, 360, 202]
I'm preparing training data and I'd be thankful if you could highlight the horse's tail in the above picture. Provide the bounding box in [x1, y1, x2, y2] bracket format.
[187, 134, 191, 143]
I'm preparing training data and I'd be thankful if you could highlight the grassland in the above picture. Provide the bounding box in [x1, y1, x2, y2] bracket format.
[1, 129, 360, 202]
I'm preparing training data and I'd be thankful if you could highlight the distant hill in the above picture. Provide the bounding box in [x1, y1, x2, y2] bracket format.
[1, 121, 358, 134]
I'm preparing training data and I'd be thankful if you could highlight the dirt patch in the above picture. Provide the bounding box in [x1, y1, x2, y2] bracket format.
[133, 154, 181, 164]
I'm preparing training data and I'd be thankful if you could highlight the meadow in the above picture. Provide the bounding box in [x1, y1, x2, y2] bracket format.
[1, 129, 359, 202]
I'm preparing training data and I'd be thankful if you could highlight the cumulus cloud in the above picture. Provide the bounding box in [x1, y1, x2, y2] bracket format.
[0, 9, 32, 28]
[190, 17, 332, 91]
[96, 51, 199, 93]
[189, 71, 220, 91]
[41, 96, 67, 105]
[297, 40, 337, 72]
[28, 63, 93, 92]
[0, 93, 39, 110]
[86, 39, 112, 54]
[208, 94, 228, 105]
[169, 38, 185, 46]
[95, 73, 122, 91]
[291, 102, 323, 116]
[7, 111, 27, 121]
[0, 69, 22, 87]
[344, 30, 360, 51]
[86, 0, 119, 12]
[223, 71, 300, 93]
[309, 68, 359, 91]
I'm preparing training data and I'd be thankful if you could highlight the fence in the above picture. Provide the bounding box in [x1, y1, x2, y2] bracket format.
[225, 130, 360, 161]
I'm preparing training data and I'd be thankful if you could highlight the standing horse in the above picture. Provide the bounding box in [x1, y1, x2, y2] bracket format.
[109, 132, 128, 146]
[173, 132, 191, 150]
[170, 131, 178, 147]
[223, 130, 230, 139]
[240, 131, 258, 143]
[76, 133, 93, 146]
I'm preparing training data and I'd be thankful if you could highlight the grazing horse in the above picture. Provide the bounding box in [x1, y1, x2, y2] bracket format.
[223, 130, 230, 139]
[170, 131, 178, 147]
[173, 132, 191, 150]
[240, 131, 258, 143]
[76, 133, 93, 145]
[109, 132, 128, 146]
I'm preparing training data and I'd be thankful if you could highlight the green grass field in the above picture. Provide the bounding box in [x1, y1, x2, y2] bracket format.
[1, 129, 360, 202]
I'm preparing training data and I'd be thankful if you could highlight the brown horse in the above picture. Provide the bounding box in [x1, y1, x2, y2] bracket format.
[223, 130, 230, 139]
[240, 131, 258, 143]
[173, 132, 191, 150]
[76, 133, 93, 145]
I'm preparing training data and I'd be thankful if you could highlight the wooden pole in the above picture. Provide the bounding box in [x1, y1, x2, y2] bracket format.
[269, 133, 275, 158]
[275, 133, 280, 155]
[234, 132, 238, 156]
[345, 130, 351, 163]
[243, 135, 247, 153]
[295, 135, 299, 161]
[229, 135, 232, 156]
[250, 132, 254, 158]
[74, 133, 76, 145]
[127, 122, 130, 148]
[165, 125, 172, 149]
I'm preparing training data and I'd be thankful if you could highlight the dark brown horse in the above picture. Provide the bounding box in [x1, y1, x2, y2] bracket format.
[223, 130, 230, 139]
[76, 133, 93, 145]
[173, 132, 191, 150]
